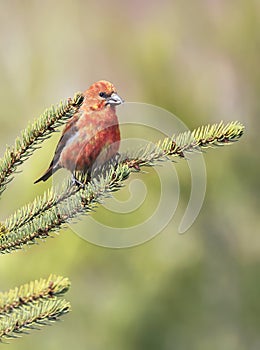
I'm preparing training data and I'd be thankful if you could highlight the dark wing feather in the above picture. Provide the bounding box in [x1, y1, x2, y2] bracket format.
[52, 114, 80, 167]
[34, 113, 80, 183]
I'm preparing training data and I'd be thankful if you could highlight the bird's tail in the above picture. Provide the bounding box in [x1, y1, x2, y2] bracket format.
[34, 164, 59, 184]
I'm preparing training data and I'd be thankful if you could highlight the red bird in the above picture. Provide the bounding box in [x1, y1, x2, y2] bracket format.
[34, 80, 123, 184]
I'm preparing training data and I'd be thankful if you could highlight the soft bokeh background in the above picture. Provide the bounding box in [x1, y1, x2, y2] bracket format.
[0, 0, 259, 349]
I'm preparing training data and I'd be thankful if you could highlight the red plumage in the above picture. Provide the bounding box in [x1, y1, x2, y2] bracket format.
[34, 80, 123, 183]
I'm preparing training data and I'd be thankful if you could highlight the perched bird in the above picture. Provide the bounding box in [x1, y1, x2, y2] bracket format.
[34, 80, 123, 184]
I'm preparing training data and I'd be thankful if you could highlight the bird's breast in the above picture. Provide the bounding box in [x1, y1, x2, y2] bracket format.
[59, 110, 120, 173]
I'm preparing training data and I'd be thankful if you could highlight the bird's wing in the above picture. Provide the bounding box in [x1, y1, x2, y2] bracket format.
[34, 114, 81, 183]
[51, 113, 81, 169]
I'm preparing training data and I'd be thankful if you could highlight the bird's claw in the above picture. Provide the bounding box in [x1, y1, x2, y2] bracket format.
[70, 175, 85, 188]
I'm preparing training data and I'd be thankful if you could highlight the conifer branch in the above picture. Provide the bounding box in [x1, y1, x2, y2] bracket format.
[0, 121, 244, 254]
[0, 299, 70, 341]
[0, 274, 70, 314]
[0, 222, 8, 235]
[123, 121, 244, 168]
[0, 92, 83, 196]
[0, 165, 130, 254]
[0, 274, 71, 341]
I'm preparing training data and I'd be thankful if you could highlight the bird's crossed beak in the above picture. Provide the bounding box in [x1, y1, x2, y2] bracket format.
[106, 92, 124, 106]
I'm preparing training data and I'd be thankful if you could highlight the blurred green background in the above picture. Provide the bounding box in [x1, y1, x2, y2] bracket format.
[0, 0, 259, 349]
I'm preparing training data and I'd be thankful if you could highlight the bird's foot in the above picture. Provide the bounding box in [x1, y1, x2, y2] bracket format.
[114, 152, 121, 166]
[70, 174, 85, 188]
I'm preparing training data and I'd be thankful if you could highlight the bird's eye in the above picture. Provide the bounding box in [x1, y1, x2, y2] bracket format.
[99, 92, 106, 98]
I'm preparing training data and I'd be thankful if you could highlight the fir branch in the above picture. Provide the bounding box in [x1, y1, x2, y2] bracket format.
[0, 92, 83, 196]
[5, 186, 79, 233]
[0, 274, 71, 341]
[0, 298, 70, 341]
[123, 121, 244, 168]
[1, 165, 130, 254]
[0, 120, 244, 254]
[0, 222, 8, 236]
[0, 274, 70, 314]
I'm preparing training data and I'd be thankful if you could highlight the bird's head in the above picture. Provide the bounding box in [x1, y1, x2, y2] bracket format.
[83, 80, 124, 111]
